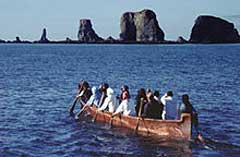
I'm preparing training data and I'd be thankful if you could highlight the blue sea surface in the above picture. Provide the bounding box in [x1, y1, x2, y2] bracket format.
[0, 44, 240, 156]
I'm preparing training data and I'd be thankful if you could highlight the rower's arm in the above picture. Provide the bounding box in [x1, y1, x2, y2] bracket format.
[98, 92, 106, 107]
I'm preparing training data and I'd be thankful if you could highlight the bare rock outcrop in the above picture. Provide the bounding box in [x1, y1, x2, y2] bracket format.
[190, 15, 240, 43]
[14, 36, 21, 43]
[35, 28, 49, 43]
[120, 9, 165, 42]
[177, 36, 188, 43]
[77, 19, 103, 42]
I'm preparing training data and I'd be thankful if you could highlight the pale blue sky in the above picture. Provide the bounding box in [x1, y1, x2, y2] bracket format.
[0, 0, 239, 41]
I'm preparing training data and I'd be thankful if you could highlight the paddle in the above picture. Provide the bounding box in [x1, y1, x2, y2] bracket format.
[92, 91, 106, 122]
[68, 96, 81, 113]
[75, 100, 87, 119]
[134, 98, 144, 133]
[108, 97, 119, 127]
[109, 113, 117, 127]
[68, 84, 85, 113]
[92, 110, 98, 122]
[197, 132, 205, 145]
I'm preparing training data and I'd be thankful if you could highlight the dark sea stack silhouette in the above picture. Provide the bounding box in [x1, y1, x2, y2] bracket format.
[14, 36, 22, 43]
[66, 37, 71, 42]
[120, 9, 165, 42]
[77, 19, 103, 42]
[190, 15, 240, 43]
[36, 28, 49, 43]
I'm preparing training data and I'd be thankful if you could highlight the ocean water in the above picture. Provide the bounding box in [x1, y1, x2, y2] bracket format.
[0, 44, 240, 157]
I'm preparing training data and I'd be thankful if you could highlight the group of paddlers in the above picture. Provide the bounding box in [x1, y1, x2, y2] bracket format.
[69, 80, 204, 142]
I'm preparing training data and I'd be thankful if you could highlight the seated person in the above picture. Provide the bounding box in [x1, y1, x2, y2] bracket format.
[161, 91, 178, 120]
[117, 85, 130, 104]
[75, 86, 101, 118]
[69, 80, 92, 113]
[77, 80, 92, 106]
[178, 94, 203, 143]
[97, 83, 109, 108]
[153, 91, 163, 119]
[145, 91, 163, 119]
[85, 86, 101, 106]
[113, 90, 131, 116]
[98, 87, 115, 112]
[135, 88, 147, 116]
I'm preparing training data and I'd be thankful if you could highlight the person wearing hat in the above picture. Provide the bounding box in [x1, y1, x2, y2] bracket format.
[98, 87, 115, 112]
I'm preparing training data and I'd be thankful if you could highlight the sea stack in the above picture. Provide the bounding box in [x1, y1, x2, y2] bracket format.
[77, 19, 103, 42]
[38, 28, 49, 43]
[190, 15, 240, 43]
[120, 9, 165, 42]
[14, 36, 21, 43]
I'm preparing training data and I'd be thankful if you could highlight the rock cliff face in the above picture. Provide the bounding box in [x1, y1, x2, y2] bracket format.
[190, 15, 240, 43]
[77, 19, 103, 42]
[120, 9, 165, 42]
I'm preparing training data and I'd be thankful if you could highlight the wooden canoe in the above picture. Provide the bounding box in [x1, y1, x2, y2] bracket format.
[84, 105, 192, 140]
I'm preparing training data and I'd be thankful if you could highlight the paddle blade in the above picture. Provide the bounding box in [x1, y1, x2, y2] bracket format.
[92, 111, 98, 122]
[68, 97, 79, 113]
[197, 133, 205, 145]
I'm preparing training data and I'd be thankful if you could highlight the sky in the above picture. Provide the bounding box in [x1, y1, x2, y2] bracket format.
[0, 0, 239, 41]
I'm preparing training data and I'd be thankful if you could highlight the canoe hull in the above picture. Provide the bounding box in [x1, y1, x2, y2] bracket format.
[84, 106, 192, 140]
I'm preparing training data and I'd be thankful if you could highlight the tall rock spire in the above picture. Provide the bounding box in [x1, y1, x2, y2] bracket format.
[39, 28, 49, 43]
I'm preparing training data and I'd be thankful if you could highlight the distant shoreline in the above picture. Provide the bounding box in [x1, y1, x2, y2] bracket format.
[1, 9, 240, 45]
[1, 39, 240, 45]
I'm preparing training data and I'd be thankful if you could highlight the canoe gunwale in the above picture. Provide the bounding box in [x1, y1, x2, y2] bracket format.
[84, 105, 192, 140]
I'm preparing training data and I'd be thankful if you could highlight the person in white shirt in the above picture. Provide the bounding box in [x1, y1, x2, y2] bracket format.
[112, 90, 131, 116]
[160, 91, 178, 120]
[98, 87, 115, 112]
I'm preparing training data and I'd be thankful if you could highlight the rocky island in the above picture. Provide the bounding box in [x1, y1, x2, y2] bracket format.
[77, 19, 103, 42]
[0, 9, 239, 44]
[120, 9, 165, 42]
[190, 15, 240, 43]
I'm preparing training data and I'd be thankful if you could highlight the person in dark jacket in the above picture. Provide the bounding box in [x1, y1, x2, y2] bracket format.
[153, 91, 164, 119]
[135, 88, 147, 116]
[69, 80, 92, 112]
[179, 94, 204, 143]
[145, 91, 163, 119]
[79, 81, 92, 105]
